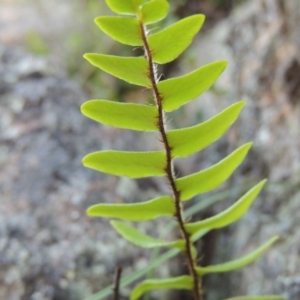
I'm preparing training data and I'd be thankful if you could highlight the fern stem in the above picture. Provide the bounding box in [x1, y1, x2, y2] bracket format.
[139, 21, 203, 300]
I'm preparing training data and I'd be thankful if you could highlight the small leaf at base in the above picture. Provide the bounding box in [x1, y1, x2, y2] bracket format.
[196, 236, 278, 275]
[223, 296, 286, 300]
[130, 276, 193, 300]
[111, 221, 185, 249]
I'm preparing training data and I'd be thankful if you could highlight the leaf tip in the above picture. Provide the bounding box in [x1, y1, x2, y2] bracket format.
[94, 16, 101, 25]
[260, 178, 268, 186]
[196, 13, 206, 22]
[81, 154, 90, 167]
[271, 235, 280, 243]
[86, 205, 95, 216]
[80, 102, 87, 115]
[207, 60, 228, 75]
[110, 220, 119, 228]
[237, 100, 246, 108]
[193, 14, 206, 30]
[243, 142, 253, 152]
[217, 60, 228, 73]
[83, 53, 93, 61]
[220, 60, 229, 66]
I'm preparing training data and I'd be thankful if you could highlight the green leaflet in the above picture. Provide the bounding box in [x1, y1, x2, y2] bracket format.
[111, 221, 185, 249]
[81, 100, 158, 132]
[167, 101, 245, 157]
[83, 151, 166, 178]
[176, 143, 252, 201]
[84, 54, 150, 87]
[224, 296, 286, 300]
[140, 0, 169, 24]
[185, 180, 267, 235]
[159, 61, 228, 112]
[87, 196, 175, 221]
[148, 15, 205, 64]
[106, 0, 146, 15]
[95, 17, 142, 46]
[130, 276, 193, 300]
[197, 236, 278, 275]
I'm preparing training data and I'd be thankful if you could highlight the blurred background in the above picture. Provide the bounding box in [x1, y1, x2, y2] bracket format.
[0, 0, 299, 300]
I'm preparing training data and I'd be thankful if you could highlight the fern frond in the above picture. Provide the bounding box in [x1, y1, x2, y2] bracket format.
[81, 1, 281, 299]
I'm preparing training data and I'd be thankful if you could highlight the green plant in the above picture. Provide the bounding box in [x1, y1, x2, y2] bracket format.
[81, 1, 283, 299]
